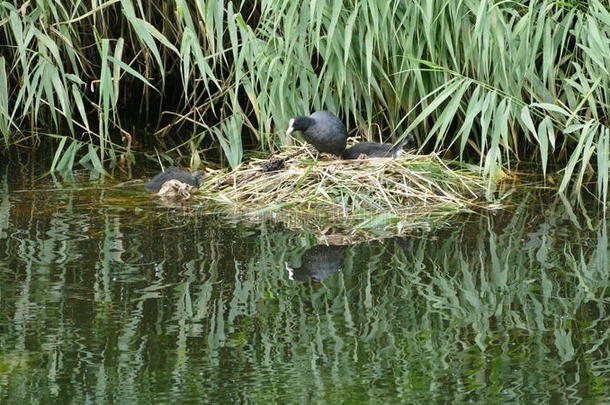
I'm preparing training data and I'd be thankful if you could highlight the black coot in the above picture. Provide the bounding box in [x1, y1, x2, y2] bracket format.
[285, 111, 347, 156]
[145, 168, 205, 192]
[342, 134, 415, 160]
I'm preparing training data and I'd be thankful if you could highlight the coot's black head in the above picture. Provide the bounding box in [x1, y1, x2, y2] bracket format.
[285, 111, 347, 155]
[286, 116, 315, 135]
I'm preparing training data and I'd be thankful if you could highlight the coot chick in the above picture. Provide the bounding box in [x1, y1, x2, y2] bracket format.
[157, 179, 198, 201]
[145, 167, 205, 192]
[342, 134, 415, 160]
[285, 111, 347, 156]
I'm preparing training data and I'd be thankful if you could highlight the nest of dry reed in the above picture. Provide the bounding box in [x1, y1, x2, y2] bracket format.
[195, 148, 493, 234]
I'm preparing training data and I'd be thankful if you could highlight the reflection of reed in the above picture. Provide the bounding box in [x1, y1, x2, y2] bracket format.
[1, 184, 610, 402]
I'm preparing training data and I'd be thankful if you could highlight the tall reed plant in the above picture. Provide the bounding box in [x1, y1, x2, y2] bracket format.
[0, 0, 609, 200]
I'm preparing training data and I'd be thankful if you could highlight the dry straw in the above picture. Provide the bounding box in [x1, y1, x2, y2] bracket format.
[196, 148, 494, 234]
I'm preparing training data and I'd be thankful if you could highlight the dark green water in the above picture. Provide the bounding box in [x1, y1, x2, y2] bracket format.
[1, 160, 609, 404]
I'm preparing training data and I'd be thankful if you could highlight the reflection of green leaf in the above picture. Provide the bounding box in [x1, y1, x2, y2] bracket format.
[0, 352, 44, 375]
[1, 182, 610, 400]
[554, 329, 575, 363]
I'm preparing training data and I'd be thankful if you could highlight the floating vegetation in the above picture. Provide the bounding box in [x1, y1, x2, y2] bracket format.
[196, 149, 495, 235]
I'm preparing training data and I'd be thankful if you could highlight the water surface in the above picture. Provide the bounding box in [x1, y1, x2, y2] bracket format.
[1, 160, 609, 404]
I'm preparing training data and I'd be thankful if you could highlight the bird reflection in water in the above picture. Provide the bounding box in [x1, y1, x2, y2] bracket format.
[285, 237, 412, 282]
[285, 245, 347, 282]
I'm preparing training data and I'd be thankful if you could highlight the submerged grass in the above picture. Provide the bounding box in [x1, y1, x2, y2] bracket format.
[197, 149, 493, 235]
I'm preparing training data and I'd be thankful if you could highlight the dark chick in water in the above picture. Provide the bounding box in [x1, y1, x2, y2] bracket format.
[342, 134, 415, 160]
[285, 111, 347, 156]
[145, 167, 206, 192]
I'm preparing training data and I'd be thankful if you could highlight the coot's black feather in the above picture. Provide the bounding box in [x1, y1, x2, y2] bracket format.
[286, 111, 347, 156]
[342, 134, 414, 160]
[145, 168, 205, 192]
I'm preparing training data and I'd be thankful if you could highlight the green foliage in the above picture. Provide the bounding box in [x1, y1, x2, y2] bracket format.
[0, 0, 609, 199]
